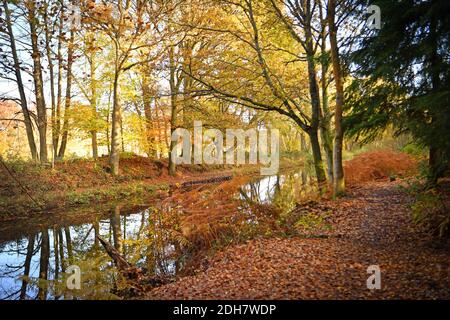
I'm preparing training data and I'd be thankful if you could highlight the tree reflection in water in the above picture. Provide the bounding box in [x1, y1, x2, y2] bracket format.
[0, 169, 313, 300]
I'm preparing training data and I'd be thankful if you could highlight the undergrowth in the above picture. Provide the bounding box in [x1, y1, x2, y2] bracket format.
[400, 177, 450, 238]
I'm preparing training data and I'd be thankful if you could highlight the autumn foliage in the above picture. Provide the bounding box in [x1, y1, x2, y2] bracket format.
[344, 150, 417, 185]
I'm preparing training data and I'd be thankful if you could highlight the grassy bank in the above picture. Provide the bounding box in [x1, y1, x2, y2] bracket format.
[0, 150, 419, 218]
[0, 155, 299, 217]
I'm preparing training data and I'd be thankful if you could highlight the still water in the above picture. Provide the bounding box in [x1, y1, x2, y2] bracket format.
[0, 169, 314, 300]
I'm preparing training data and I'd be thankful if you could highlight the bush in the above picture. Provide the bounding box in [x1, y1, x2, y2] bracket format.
[401, 143, 427, 157]
[403, 180, 450, 238]
[411, 190, 449, 238]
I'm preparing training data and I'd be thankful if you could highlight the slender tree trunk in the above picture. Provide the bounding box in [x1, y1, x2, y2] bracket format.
[89, 39, 99, 160]
[120, 117, 125, 153]
[158, 99, 170, 155]
[306, 59, 327, 186]
[54, 7, 64, 157]
[267, 0, 326, 184]
[28, 1, 48, 163]
[58, 29, 75, 160]
[319, 14, 334, 181]
[110, 71, 122, 175]
[320, 111, 334, 181]
[168, 46, 178, 176]
[142, 76, 157, 157]
[106, 83, 112, 155]
[44, 3, 56, 164]
[3, 0, 38, 161]
[91, 131, 98, 159]
[328, 0, 345, 196]
[314, 0, 333, 182]
[303, 3, 326, 186]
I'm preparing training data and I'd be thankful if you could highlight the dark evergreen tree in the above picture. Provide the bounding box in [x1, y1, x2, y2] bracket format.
[345, 0, 450, 184]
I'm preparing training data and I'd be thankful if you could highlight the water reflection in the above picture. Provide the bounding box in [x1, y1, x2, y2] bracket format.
[239, 172, 315, 212]
[0, 206, 191, 300]
[0, 168, 314, 300]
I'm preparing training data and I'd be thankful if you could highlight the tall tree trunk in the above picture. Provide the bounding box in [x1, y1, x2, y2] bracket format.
[88, 36, 99, 160]
[328, 0, 345, 197]
[120, 117, 125, 153]
[54, 7, 64, 157]
[91, 131, 98, 159]
[319, 4, 334, 181]
[303, 2, 326, 186]
[109, 72, 122, 175]
[44, 3, 56, 164]
[142, 76, 157, 158]
[106, 83, 112, 155]
[58, 28, 75, 160]
[320, 106, 334, 181]
[2, 0, 38, 161]
[168, 46, 178, 176]
[28, 1, 48, 163]
[270, 0, 327, 185]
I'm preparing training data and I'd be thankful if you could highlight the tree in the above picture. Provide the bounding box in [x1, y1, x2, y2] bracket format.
[168, 44, 182, 176]
[318, 0, 334, 182]
[43, 0, 57, 161]
[87, 0, 164, 175]
[57, 25, 75, 160]
[140, 67, 158, 158]
[74, 30, 110, 160]
[269, 0, 330, 183]
[165, 0, 202, 176]
[0, 0, 38, 161]
[185, 0, 329, 185]
[53, 1, 64, 159]
[346, 0, 450, 185]
[328, 0, 345, 196]
[26, 0, 48, 163]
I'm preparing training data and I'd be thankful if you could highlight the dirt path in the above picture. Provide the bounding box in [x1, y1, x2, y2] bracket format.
[146, 180, 450, 299]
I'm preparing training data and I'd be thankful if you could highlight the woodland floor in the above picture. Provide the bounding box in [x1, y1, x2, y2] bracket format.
[147, 180, 450, 300]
